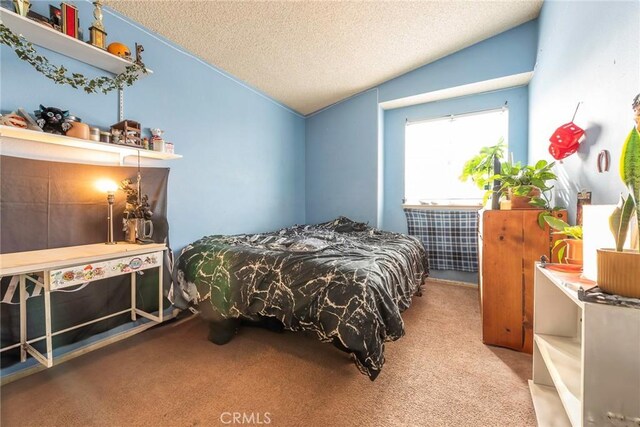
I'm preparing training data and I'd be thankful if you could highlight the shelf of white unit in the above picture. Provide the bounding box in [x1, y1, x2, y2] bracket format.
[528, 381, 572, 427]
[0, 7, 153, 75]
[0, 126, 181, 161]
[534, 334, 582, 427]
[530, 264, 640, 427]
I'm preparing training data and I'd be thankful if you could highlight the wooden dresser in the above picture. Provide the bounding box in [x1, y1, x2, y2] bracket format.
[478, 209, 566, 353]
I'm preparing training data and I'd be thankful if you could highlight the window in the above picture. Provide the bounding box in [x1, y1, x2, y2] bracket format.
[404, 108, 508, 205]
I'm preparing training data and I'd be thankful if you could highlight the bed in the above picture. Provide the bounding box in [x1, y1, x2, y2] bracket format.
[172, 217, 428, 380]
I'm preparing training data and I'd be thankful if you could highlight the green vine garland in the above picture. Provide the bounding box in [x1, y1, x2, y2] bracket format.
[0, 23, 146, 94]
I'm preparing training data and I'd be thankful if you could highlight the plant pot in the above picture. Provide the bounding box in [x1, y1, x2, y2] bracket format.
[564, 239, 583, 265]
[508, 187, 541, 209]
[596, 249, 640, 298]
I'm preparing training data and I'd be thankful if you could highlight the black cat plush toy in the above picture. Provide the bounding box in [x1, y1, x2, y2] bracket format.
[34, 105, 71, 135]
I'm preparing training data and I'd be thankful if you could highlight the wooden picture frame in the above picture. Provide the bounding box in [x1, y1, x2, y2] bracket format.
[49, 5, 62, 31]
[61, 3, 78, 39]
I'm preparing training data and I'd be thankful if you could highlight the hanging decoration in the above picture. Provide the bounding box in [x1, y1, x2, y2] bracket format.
[548, 103, 586, 160]
[0, 23, 146, 94]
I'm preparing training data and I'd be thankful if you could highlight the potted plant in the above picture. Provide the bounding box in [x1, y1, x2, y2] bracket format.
[543, 216, 583, 265]
[596, 94, 640, 298]
[493, 159, 557, 209]
[121, 178, 154, 243]
[459, 137, 505, 208]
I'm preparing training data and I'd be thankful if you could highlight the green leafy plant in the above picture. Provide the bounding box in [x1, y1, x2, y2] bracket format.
[543, 216, 582, 263]
[609, 194, 635, 251]
[120, 178, 152, 221]
[460, 138, 505, 190]
[610, 118, 640, 251]
[0, 23, 146, 94]
[491, 159, 557, 208]
[544, 216, 583, 239]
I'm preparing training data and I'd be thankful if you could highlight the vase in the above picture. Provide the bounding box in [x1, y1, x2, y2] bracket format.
[124, 218, 153, 243]
[509, 187, 541, 209]
[596, 249, 640, 298]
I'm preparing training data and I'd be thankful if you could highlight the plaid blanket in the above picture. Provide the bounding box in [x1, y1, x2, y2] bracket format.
[404, 208, 478, 272]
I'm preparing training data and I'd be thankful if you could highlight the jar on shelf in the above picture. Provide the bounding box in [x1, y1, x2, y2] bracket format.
[89, 127, 100, 141]
[66, 121, 90, 139]
[99, 131, 111, 143]
[153, 139, 165, 152]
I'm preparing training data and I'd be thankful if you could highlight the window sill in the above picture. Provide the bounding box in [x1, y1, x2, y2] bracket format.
[403, 204, 482, 211]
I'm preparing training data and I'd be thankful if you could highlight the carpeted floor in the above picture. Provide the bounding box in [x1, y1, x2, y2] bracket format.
[0, 281, 535, 427]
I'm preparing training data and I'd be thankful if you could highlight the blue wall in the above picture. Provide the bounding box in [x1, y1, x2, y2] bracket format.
[378, 20, 538, 103]
[529, 0, 640, 223]
[0, 1, 306, 251]
[304, 20, 538, 229]
[305, 89, 379, 225]
[382, 86, 529, 233]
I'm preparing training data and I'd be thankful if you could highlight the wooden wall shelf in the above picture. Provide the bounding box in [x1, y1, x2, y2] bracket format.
[0, 126, 181, 162]
[0, 8, 153, 75]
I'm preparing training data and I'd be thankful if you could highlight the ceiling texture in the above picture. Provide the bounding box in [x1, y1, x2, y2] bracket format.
[105, 1, 543, 116]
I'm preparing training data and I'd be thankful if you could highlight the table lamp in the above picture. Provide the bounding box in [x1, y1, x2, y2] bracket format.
[96, 179, 119, 244]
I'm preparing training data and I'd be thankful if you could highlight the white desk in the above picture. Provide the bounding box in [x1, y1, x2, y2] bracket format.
[0, 242, 167, 369]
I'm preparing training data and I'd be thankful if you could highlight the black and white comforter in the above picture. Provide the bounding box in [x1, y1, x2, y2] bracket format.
[172, 217, 428, 379]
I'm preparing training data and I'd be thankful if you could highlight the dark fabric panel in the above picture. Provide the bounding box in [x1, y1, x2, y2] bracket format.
[1, 156, 169, 251]
[0, 155, 170, 368]
[404, 208, 479, 272]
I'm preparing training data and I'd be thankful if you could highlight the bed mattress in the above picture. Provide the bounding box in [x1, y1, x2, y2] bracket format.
[172, 217, 428, 379]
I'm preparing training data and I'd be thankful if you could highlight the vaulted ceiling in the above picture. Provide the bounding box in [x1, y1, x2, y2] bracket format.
[106, 1, 543, 115]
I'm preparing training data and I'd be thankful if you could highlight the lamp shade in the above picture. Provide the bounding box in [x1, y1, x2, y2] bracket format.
[96, 179, 118, 194]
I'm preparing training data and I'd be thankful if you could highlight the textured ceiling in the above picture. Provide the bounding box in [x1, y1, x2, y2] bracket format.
[105, 1, 543, 115]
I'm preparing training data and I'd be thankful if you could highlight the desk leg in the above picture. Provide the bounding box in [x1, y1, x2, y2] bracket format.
[43, 275, 53, 368]
[131, 272, 137, 321]
[158, 265, 163, 323]
[19, 274, 27, 362]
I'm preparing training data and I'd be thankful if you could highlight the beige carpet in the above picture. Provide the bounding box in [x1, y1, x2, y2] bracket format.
[0, 281, 535, 427]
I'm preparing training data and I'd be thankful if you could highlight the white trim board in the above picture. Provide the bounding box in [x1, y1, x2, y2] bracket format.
[379, 72, 533, 110]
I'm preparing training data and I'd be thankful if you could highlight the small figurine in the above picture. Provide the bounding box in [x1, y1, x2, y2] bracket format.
[111, 128, 122, 144]
[150, 128, 165, 152]
[34, 105, 71, 134]
[150, 128, 164, 139]
[135, 43, 145, 67]
[142, 137, 149, 150]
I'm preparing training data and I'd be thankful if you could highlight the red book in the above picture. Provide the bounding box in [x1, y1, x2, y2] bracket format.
[61, 3, 78, 39]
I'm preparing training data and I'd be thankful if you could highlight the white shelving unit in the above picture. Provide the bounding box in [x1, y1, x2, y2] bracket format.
[0, 125, 181, 164]
[0, 7, 152, 75]
[530, 265, 640, 427]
